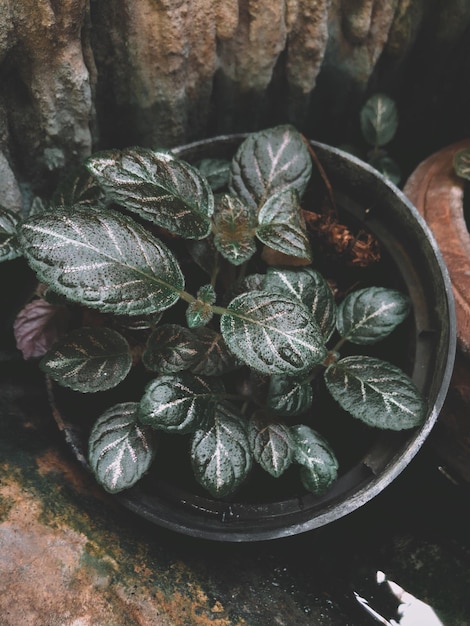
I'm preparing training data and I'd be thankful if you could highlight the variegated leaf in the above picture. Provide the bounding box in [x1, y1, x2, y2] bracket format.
[291, 424, 338, 495]
[86, 148, 213, 239]
[191, 402, 252, 497]
[88, 402, 156, 494]
[142, 324, 200, 373]
[229, 125, 312, 210]
[220, 291, 326, 375]
[267, 375, 313, 416]
[256, 189, 312, 260]
[248, 414, 295, 477]
[213, 194, 257, 265]
[360, 93, 398, 147]
[196, 158, 231, 191]
[336, 286, 410, 344]
[138, 373, 224, 433]
[324, 355, 426, 430]
[186, 284, 216, 328]
[51, 165, 106, 209]
[190, 327, 240, 376]
[0, 205, 21, 262]
[18, 206, 184, 316]
[40, 327, 132, 392]
[264, 267, 336, 341]
[454, 148, 470, 181]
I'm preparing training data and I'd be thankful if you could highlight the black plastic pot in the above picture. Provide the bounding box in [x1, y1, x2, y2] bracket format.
[40, 137, 456, 541]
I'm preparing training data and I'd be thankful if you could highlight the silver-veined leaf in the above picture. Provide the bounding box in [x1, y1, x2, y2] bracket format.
[138, 373, 224, 434]
[267, 375, 313, 416]
[40, 327, 132, 392]
[256, 189, 312, 261]
[229, 125, 312, 210]
[324, 355, 426, 430]
[360, 94, 398, 147]
[0, 205, 21, 262]
[221, 291, 326, 375]
[86, 148, 213, 239]
[336, 286, 410, 344]
[88, 402, 156, 494]
[196, 158, 231, 191]
[454, 148, 470, 181]
[186, 284, 216, 328]
[213, 194, 257, 265]
[191, 327, 240, 376]
[291, 424, 338, 495]
[190, 402, 252, 498]
[249, 414, 295, 477]
[264, 267, 336, 341]
[142, 324, 200, 373]
[18, 206, 184, 316]
[51, 165, 106, 209]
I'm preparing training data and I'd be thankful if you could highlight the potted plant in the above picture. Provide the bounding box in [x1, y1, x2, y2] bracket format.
[0, 125, 455, 541]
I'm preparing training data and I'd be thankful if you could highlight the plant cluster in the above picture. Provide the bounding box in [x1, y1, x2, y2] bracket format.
[0, 125, 425, 499]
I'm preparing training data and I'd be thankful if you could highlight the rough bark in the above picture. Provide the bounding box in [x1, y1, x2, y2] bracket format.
[0, 0, 469, 207]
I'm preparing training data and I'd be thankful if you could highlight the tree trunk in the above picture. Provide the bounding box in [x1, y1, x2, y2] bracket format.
[1, 0, 469, 209]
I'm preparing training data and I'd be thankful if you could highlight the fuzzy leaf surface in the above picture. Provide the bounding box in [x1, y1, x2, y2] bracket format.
[454, 148, 470, 181]
[191, 327, 240, 376]
[138, 373, 223, 434]
[88, 402, 156, 494]
[18, 206, 184, 316]
[264, 267, 336, 341]
[257, 189, 311, 260]
[291, 424, 338, 495]
[86, 148, 213, 238]
[336, 287, 410, 344]
[220, 291, 327, 375]
[0, 206, 21, 261]
[360, 94, 398, 147]
[40, 327, 132, 392]
[229, 125, 312, 210]
[13, 299, 69, 359]
[267, 375, 313, 416]
[191, 402, 252, 498]
[143, 324, 200, 373]
[249, 415, 295, 477]
[324, 355, 425, 430]
[213, 194, 256, 265]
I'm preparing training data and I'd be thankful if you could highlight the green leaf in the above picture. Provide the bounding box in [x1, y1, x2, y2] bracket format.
[256, 189, 312, 260]
[221, 291, 327, 375]
[360, 94, 398, 147]
[248, 414, 295, 477]
[51, 164, 106, 209]
[190, 327, 240, 376]
[186, 284, 216, 328]
[0, 205, 21, 262]
[229, 125, 312, 210]
[138, 373, 224, 433]
[291, 424, 338, 495]
[86, 148, 213, 239]
[190, 402, 252, 498]
[18, 206, 184, 316]
[368, 153, 402, 185]
[264, 267, 336, 341]
[324, 355, 426, 430]
[267, 375, 313, 416]
[213, 194, 257, 266]
[142, 324, 200, 373]
[40, 327, 132, 392]
[88, 402, 156, 494]
[454, 148, 470, 181]
[336, 286, 410, 344]
[196, 158, 231, 191]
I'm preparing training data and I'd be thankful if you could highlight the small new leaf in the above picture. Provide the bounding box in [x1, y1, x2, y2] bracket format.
[360, 94, 398, 147]
[142, 324, 200, 373]
[336, 286, 410, 344]
[220, 291, 327, 376]
[291, 424, 339, 495]
[213, 194, 257, 265]
[267, 375, 313, 416]
[324, 355, 426, 430]
[86, 148, 213, 239]
[186, 284, 216, 328]
[454, 148, 470, 181]
[249, 414, 295, 477]
[138, 373, 224, 433]
[229, 125, 312, 210]
[368, 153, 402, 185]
[88, 402, 156, 494]
[19, 206, 184, 316]
[191, 402, 252, 498]
[0, 206, 21, 262]
[256, 189, 312, 261]
[40, 327, 132, 392]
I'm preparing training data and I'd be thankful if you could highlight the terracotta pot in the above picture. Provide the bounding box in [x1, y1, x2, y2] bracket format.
[32, 138, 457, 540]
